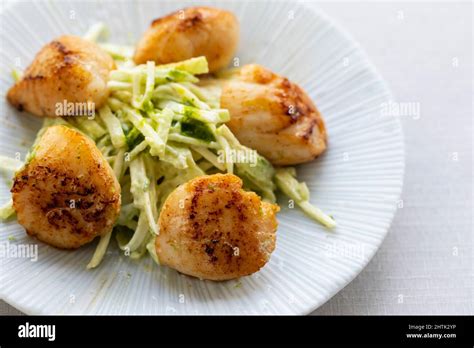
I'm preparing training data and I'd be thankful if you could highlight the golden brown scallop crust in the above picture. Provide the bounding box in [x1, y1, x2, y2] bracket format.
[11, 125, 121, 249]
[219, 64, 328, 165]
[7, 35, 115, 117]
[134, 7, 239, 72]
[156, 174, 279, 281]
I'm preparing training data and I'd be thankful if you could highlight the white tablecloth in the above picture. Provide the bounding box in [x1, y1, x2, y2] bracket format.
[312, 0, 473, 315]
[1, 0, 472, 315]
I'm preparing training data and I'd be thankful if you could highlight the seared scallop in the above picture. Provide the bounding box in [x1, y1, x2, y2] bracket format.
[156, 173, 279, 281]
[134, 7, 239, 72]
[213, 64, 327, 166]
[7, 35, 115, 117]
[11, 125, 121, 249]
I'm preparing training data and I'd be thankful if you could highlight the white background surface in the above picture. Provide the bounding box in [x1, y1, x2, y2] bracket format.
[1, 0, 472, 315]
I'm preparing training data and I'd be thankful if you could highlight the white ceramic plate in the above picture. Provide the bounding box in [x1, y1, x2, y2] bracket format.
[0, 0, 404, 315]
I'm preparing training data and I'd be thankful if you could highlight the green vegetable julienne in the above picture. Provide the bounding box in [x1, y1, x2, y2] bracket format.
[180, 116, 216, 143]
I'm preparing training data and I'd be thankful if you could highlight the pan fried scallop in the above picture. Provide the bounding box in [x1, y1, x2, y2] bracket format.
[215, 64, 327, 166]
[11, 125, 121, 249]
[134, 7, 239, 72]
[7, 35, 115, 117]
[156, 174, 279, 281]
